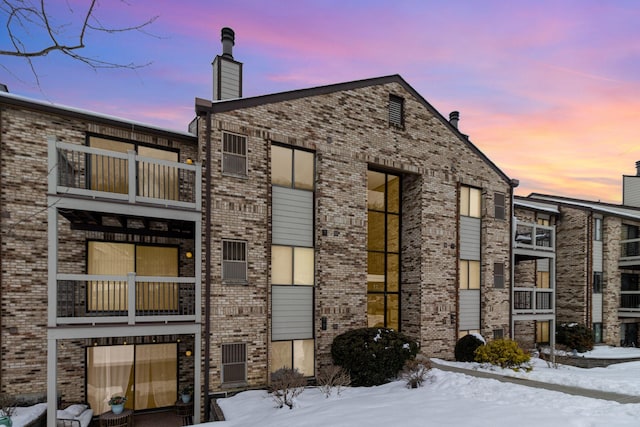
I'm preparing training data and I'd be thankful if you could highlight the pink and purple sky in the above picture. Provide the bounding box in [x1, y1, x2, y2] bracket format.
[2, 0, 639, 202]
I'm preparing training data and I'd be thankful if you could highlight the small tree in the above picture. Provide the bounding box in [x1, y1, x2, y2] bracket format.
[316, 365, 351, 398]
[269, 368, 306, 409]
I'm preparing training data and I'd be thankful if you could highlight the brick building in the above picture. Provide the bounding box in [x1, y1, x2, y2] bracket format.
[522, 188, 640, 349]
[0, 28, 519, 423]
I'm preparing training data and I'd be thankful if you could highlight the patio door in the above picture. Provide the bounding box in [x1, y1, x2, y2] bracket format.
[87, 343, 177, 414]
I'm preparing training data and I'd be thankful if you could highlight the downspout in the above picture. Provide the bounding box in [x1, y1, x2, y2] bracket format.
[586, 212, 592, 328]
[508, 179, 519, 339]
[203, 108, 212, 421]
[0, 105, 3, 391]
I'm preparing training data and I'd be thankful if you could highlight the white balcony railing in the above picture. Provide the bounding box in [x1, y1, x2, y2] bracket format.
[56, 273, 196, 325]
[514, 221, 555, 252]
[49, 138, 201, 210]
[513, 287, 554, 315]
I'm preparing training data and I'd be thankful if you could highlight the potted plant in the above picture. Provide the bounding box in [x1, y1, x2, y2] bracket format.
[179, 385, 193, 403]
[108, 395, 127, 415]
[0, 394, 15, 426]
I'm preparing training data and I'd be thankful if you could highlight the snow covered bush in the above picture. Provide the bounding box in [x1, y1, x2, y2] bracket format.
[317, 365, 351, 397]
[474, 339, 531, 370]
[455, 333, 485, 362]
[556, 323, 594, 353]
[269, 368, 306, 409]
[331, 327, 419, 387]
[401, 354, 431, 389]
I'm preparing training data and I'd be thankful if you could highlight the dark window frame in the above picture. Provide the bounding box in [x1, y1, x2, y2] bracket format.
[388, 94, 405, 128]
[593, 272, 603, 293]
[222, 239, 248, 284]
[493, 262, 504, 289]
[222, 132, 248, 177]
[221, 343, 248, 384]
[494, 192, 505, 220]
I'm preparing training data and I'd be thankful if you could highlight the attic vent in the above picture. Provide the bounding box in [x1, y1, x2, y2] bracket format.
[389, 95, 404, 128]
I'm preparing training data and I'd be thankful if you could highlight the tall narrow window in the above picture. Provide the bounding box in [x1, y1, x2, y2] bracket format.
[536, 321, 550, 344]
[459, 260, 480, 289]
[389, 95, 404, 128]
[493, 263, 504, 288]
[536, 271, 550, 289]
[367, 170, 401, 330]
[222, 240, 247, 283]
[494, 192, 505, 220]
[593, 323, 603, 343]
[222, 343, 247, 384]
[460, 186, 481, 218]
[593, 272, 603, 293]
[222, 132, 247, 176]
[594, 217, 603, 241]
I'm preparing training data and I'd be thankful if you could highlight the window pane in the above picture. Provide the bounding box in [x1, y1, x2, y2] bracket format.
[387, 254, 399, 292]
[293, 247, 314, 285]
[387, 175, 400, 213]
[138, 146, 179, 200]
[460, 186, 470, 216]
[294, 150, 314, 190]
[387, 214, 399, 252]
[367, 252, 385, 292]
[459, 260, 469, 289]
[87, 345, 134, 415]
[367, 294, 385, 328]
[271, 145, 292, 187]
[293, 339, 315, 377]
[387, 294, 399, 331]
[367, 171, 386, 210]
[88, 242, 134, 311]
[135, 343, 177, 410]
[136, 246, 179, 311]
[494, 192, 505, 220]
[469, 261, 480, 289]
[272, 246, 292, 285]
[368, 212, 385, 251]
[537, 271, 550, 289]
[271, 341, 292, 373]
[89, 137, 134, 194]
[469, 188, 481, 218]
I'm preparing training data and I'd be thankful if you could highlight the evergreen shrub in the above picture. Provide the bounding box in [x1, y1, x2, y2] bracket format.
[331, 327, 419, 386]
[454, 334, 485, 362]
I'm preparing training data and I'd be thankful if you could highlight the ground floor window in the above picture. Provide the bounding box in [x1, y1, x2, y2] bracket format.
[593, 323, 603, 343]
[271, 339, 314, 377]
[87, 343, 177, 414]
[536, 321, 550, 344]
[621, 323, 638, 347]
[222, 343, 247, 384]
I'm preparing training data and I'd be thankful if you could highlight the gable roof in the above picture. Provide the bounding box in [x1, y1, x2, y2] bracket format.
[195, 74, 512, 184]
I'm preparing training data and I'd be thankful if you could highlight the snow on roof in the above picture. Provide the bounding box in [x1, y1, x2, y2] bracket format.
[515, 198, 560, 214]
[0, 90, 196, 139]
[530, 194, 640, 221]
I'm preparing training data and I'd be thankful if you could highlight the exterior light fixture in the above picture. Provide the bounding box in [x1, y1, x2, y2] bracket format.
[185, 251, 193, 259]
[185, 350, 192, 357]
[186, 158, 193, 165]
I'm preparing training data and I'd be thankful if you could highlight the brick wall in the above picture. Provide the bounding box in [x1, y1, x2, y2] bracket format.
[203, 80, 512, 385]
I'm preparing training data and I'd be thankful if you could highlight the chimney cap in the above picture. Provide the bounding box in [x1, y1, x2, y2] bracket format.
[220, 27, 235, 59]
[449, 111, 460, 129]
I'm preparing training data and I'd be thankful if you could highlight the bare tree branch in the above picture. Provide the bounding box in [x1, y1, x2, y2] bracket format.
[0, 0, 158, 77]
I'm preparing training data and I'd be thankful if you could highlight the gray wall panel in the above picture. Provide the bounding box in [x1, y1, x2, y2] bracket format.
[460, 216, 481, 260]
[592, 293, 603, 323]
[593, 241, 603, 272]
[272, 186, 313, 247]
[272, 286, 313, 340]
[459, 289, 480, 330]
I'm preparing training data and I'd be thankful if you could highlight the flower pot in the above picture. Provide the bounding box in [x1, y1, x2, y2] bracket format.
[110, 403, 124, 415]
[0, 416, 12, 427]
[181, 394, 191, 403]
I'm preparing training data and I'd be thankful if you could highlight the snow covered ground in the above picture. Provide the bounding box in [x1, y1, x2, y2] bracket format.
[198, 347, 640, 427]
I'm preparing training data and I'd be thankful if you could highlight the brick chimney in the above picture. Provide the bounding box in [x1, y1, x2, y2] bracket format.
[212, 27, 243, 101]
[622, 161, 640, 207]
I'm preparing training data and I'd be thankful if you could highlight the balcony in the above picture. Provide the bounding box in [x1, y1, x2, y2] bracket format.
[620, 291, 640, 316]
[513, 287, 554, 316]
[49, 138, 201, 211]
[56, 273, 196, 325]
[619, 239, 640, 269]
[514, 221, 555, 260]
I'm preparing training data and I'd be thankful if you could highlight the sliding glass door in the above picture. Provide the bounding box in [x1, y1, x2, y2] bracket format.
[87, 343, 177, 414]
